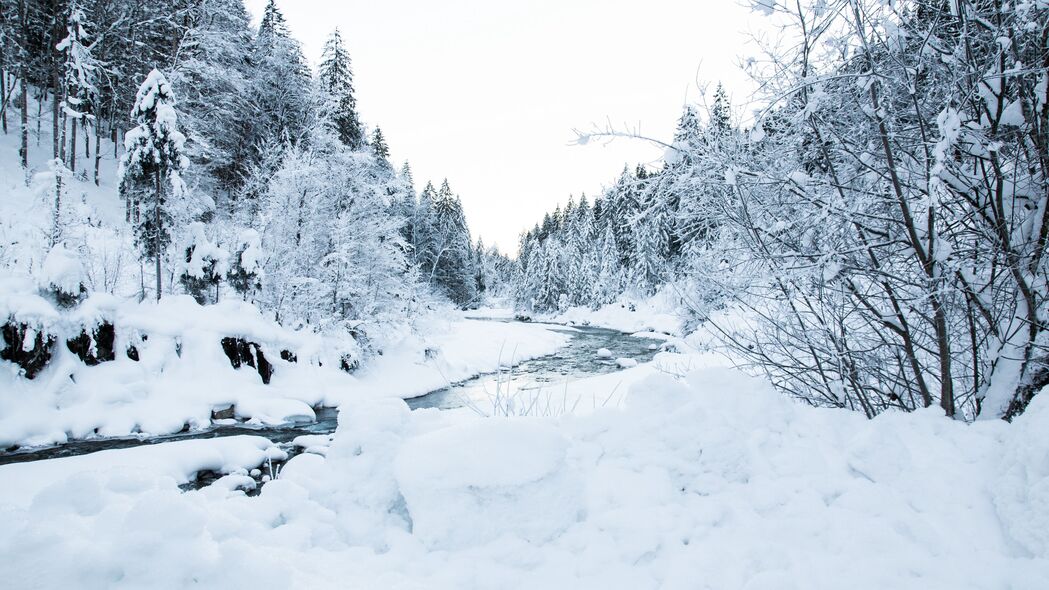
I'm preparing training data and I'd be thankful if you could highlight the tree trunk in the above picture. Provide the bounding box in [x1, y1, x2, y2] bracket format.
[18, 0, 28, 168]
[36, 88, 42, 144]
[52, 70, 60, 160]
[51, 171, 62, 247]
[69, 118, 77, 173]
[1, 70, 7, 134]
[94, 121, 101, 186]
[155, 168, 163, 301]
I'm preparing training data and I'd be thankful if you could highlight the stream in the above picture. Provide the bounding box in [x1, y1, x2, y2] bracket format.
[0, 322, 663, 468]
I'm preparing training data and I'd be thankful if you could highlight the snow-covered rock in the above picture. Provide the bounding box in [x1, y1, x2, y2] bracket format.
[616, 357, 638, 368]
[596, 347, 613, 358]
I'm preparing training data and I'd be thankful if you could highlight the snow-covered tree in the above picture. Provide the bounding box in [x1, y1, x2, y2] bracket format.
[318, 28, 363, 149]
[56, 1, 99, 174]
[118, 69, 188, 301]
[179, 222, 229, 304]
[226, 229, 264, 301]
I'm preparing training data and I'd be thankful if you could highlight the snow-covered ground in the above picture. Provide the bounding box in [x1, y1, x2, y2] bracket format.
[2, 354, 1046, 588]
[542, 289, 688, 335]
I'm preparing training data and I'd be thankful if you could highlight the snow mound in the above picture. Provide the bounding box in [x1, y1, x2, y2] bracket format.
[395, 418, 580, 548]
[38, 245, 84, 298]
[993, 387, 1049, 555]
[597, 347, 613, 358]
[616, 357, 638, 368]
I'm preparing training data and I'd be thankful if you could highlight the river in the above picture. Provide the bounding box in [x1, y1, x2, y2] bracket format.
[0, 322, 662, 468]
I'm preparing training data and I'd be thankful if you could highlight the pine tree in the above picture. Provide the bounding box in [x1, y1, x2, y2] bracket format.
[415, 181, 439, 275]
[393, 162, 417, 254]
[709, 83, 731, 139]
[371, 127, 390, 165]
[318, 28, 364, 149]
[119, 69, 188, 301]
[431, 181, 477, 307]
[56, 1, 98, 174]
[258, 0, 290, 39]
[254, 0, 310, 145]
[594, 222, 622, 306]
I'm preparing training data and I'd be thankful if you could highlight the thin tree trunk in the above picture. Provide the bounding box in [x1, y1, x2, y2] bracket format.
[69, 118, 77, 172]
[51, 171, 62, 247]
[155, 167, 163, 301]
[1, 70, 7, 134]
[84, 118, 90, 159]
[36, 88, 42, 144]
[52, 69, 61, 160]
[18, 0, 28, 167]
[94, 121, 101, 185]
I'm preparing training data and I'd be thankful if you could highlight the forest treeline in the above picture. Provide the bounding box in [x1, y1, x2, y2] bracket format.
[0, 0, 504, 347]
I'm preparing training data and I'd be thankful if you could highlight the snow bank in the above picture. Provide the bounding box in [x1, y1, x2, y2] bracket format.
[3, 363, 1046, 588]
[0, 286, 349, 447]
[396, 419, 580, 548]
[346, 317, 570, 401]
[0, 435, 283, 508]
[544, 288, 686, 335]
[1, 271, 569, 447]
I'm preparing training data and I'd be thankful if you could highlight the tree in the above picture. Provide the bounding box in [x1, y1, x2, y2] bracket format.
[119, 69, 188, 301]
[371, 127, 390, 164]
[431, 180, 477, 307]
[179, 222, 228, 304]
[254, 0, 310, 146]
[56, 1, 99, 174]
[171, 0, 257, 205]
[227, 229, 264, 301]
[318, 27, 363, 149]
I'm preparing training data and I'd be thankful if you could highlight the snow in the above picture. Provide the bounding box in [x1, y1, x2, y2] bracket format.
[616, 357, 638, 368]
[395, 419, 579, 548]
[38, 245, 85, 297]
[0, 435, 283, 509]
[546, 289, 685, 335]
[597, 347, 613, 358]
[2, 360, 1046, 587]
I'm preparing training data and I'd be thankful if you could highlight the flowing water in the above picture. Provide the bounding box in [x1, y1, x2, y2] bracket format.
[0, 322, 663, 467]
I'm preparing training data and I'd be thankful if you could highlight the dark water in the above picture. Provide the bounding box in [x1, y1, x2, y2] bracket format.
[0, 323, 663, 467]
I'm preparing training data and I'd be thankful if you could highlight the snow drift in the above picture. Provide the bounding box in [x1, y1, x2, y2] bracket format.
[1, 363, 1046, 588]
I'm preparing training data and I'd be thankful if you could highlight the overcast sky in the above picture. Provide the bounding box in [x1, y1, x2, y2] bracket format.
[244, 0, 763, 254]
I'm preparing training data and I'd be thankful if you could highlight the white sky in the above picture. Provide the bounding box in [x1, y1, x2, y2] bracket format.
[244, 0, 764, 254]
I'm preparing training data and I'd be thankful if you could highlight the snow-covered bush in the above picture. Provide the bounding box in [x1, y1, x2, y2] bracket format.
[179, 222, 228, 304]
[38, 245, 86, 308]
[226, 229, 263, 301]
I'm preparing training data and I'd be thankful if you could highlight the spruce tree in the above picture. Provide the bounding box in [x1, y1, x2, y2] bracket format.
[119, 69, 188, 301]
[318, 28, 364, 149]
[371, 127, 390, 166]
[709, 83, 731, 138]
[254, 0, 310, 145]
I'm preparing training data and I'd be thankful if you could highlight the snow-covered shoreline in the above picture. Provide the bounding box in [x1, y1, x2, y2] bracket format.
[0, 297, 570, 449]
